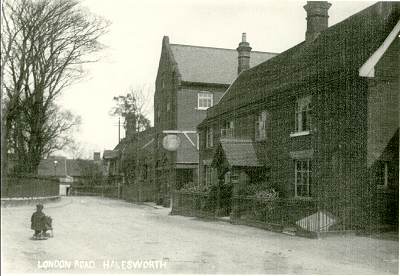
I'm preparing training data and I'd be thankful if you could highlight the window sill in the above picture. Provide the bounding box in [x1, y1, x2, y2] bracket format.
[196, 107, 209, 111]
[292, 196, 315, 202]
[377, 185, 394, 192]
[290, 130, 310, 138]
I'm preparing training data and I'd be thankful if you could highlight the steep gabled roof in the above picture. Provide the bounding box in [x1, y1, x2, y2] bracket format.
[168, 43, 277, 85]
[203, 2, 400, 121]
[121, 127, 155, 161]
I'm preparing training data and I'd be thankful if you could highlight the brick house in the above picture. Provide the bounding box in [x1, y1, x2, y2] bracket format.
[103, 113, 156, 200]
[154, 35, 277, 205]
[198, 2, 399, 229]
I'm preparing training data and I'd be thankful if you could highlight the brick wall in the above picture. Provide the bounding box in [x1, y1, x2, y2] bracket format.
[154, 39, 230, 205]
[198, 71, 371, 228]
[366, 36, 399, 226]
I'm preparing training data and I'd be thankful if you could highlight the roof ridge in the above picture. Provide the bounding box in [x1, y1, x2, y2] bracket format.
[170, 43, 277, 55]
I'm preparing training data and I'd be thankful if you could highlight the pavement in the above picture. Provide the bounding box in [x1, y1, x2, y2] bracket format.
[1, 196, 398, 274]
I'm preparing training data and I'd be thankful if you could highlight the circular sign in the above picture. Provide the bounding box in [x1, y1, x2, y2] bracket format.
[163, 134, 181, 151]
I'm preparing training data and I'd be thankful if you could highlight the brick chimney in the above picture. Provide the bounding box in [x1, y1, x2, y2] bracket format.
[93, 152, 100, 161]
[303, 1, 332, 41]
[237, 33, 252, 74]
[125, 113, 137, 138]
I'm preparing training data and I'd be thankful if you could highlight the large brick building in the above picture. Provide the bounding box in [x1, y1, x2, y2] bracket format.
[198, 2, 399, 228]
[154, 35, 277, 205]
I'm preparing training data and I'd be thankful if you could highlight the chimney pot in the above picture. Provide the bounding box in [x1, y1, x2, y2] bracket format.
[237, 33, 252, 74]
[125, 113, 137, 138]
[304, 1, 332, 41]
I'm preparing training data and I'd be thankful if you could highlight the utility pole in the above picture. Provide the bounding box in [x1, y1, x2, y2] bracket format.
[118, 116, 121, 143]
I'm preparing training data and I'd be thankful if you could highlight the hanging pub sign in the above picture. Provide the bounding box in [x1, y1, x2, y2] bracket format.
[163, 134, 181, 151]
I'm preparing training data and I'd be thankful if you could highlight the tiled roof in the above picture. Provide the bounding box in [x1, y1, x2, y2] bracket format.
[170, 44, 277, 85]
[121, 127, 155, 160]
[103, 150, 119, 160]
[204, 2, 400, 120]
[213, 139, 264, 167]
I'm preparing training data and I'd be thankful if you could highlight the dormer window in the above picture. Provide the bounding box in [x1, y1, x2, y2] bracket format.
[198, 92, 213, 110]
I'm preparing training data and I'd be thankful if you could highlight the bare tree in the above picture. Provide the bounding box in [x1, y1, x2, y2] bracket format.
[1, 0, 28, 183]
[110, 85, 152, 134]
[1, 0, 109, 175]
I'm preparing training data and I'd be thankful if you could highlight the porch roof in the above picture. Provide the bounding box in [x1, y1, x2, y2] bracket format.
[212, 139, 265, 168]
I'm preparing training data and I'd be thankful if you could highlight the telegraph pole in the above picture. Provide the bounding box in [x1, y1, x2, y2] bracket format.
[118, 116, 121, 143]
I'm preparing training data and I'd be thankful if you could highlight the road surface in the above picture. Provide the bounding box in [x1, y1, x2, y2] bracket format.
[1, 196, 398, 274]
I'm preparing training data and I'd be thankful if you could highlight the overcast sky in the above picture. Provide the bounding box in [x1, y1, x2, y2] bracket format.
[56, 0, 374, 158]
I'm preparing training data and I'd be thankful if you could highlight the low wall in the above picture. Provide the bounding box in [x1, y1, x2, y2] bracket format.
[231, 196, 318, 227]
[70, 185, 120, 198]
[122, 183, 158, 203]
[1, 176, 59, 198]
[171, 191, 216, 217]
[1, 196, 60, 207]
[171, 191, 365, 238]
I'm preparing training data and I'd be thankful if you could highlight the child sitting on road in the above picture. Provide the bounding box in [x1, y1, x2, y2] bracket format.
[31, 204, 46, 238]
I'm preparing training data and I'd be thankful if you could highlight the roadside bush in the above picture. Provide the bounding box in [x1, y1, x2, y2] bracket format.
[179, 182, 210, 193]
[239, 181, 278, 197]
[255, 188, 279, 201]
[251, 188, 279, 221]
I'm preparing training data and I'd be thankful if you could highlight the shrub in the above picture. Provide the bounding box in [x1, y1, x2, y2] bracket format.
[179, 182, 210, 193]
[255, 188, 279, 202]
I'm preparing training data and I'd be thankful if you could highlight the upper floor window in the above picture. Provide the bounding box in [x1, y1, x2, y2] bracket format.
[295, 95, 312, 133]
[221, 120, 234, 138]
[156, 109, 161, 123]
[294, 159, 312, 197]
[377, 161, 389, 188]
[255, 110, 268, 141]
[198, 92, 213, 110]
[206, 127, 213, 148]
[167, 102, 171, 112]
[161, 78, 165, 89]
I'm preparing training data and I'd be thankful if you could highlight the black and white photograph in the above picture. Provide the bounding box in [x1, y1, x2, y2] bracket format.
[1, 0, 399, 274]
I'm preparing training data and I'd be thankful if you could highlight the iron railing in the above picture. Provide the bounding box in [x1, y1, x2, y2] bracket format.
[171, 190, 364, 233]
